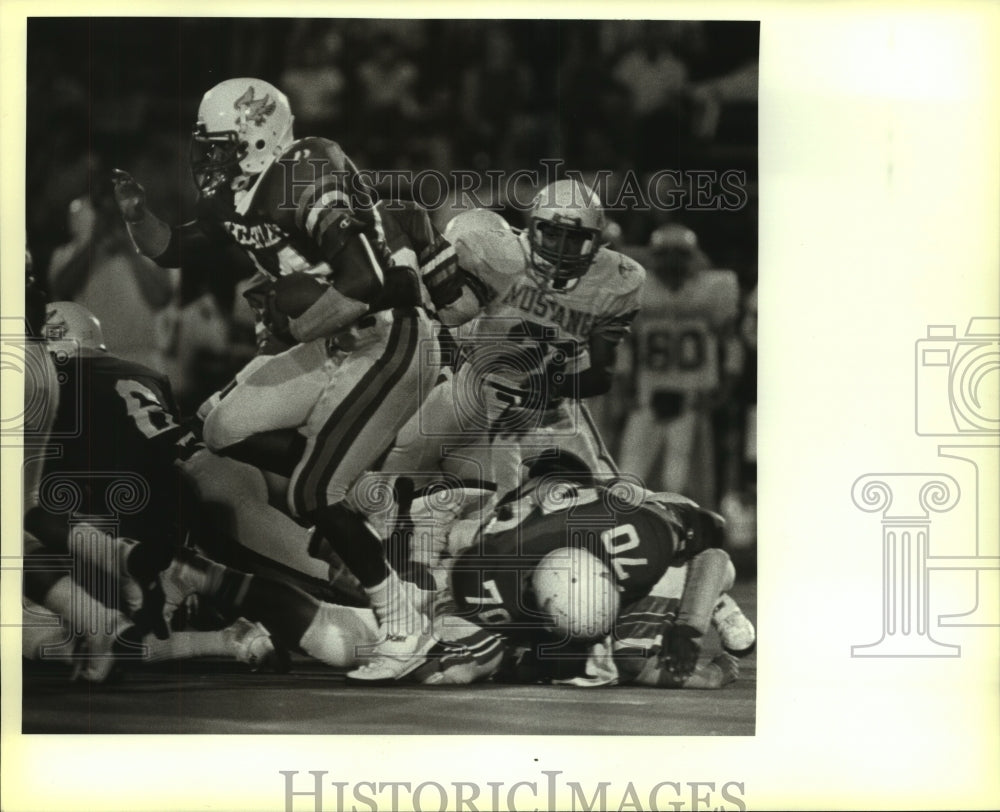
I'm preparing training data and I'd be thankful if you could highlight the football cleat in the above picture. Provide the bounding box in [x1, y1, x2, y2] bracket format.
[223, 617, 278, 672]
[343, 631, 436, 684]
[711, 594, 756, 657]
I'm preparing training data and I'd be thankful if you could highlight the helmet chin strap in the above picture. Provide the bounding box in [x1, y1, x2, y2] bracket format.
[234, 169, 267, 215]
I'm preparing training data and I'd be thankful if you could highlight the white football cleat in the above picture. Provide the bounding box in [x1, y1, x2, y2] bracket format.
[223, 618, 277, 672]
[344, 631, 436, 684]
[711, 594, 756, 657]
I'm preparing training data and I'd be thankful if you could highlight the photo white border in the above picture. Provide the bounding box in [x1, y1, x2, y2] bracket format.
[3, 2, 998, 810]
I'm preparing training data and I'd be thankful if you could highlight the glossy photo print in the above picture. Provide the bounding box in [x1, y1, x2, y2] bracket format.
[3, 4, 997, 812]
[18, 16, 759, 735]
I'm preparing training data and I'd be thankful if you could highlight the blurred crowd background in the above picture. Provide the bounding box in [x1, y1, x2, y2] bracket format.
[25, 18, 758, 538]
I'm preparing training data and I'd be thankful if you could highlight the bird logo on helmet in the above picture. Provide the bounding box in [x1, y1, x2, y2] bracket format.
[526, 179, 605, 293]
[190, 78, 295, 198]
[531, 547, 620, 642]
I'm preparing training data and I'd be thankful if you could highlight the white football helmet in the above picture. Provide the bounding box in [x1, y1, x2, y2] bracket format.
[531, 547, 619, 642]
[191, 78, 295, 197]
[526, 179, 605, 293]
[44, 301, 107, 355]
[649, 222, 702, 288]
[443, 208, 511, 241]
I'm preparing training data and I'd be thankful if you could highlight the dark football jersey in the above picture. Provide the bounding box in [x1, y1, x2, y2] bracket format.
[449, 480, 683, 639]
[42, 354, 184, 541]
[154, 138, 457, 350]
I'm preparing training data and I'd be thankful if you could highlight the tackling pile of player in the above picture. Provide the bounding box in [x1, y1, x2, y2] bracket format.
[22, 77, 754, 690]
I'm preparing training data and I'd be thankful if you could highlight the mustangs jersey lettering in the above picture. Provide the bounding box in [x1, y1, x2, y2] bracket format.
[449, 228, 644, 394]
[449, 479, 694, 638]
[632, 269, 739, 402]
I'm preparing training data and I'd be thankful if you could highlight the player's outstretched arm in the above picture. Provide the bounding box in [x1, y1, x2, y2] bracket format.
[111, 169, 173, 259]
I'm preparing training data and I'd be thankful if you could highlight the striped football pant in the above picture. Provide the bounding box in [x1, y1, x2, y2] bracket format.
[202, 308, 441, 517]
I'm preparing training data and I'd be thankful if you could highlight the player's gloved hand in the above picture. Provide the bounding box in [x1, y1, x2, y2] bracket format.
[659, 623, 701, 680]
[111, 169, 147, 224]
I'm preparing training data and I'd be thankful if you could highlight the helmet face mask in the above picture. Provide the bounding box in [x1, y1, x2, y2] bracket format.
[44, 301, 107, 356]
[527, 179, 604, 293]
[190, 124, 245, 198]
[190, 78, 294, 198]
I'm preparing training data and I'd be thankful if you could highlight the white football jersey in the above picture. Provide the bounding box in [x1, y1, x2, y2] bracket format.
[632, 269, 739, 400]
[451, 229, 645, 391]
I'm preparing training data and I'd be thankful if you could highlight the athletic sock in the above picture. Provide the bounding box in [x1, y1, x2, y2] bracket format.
[137, 629, 233, 662]
[365, 571, 426, 638]
[310, 503, 391, 588]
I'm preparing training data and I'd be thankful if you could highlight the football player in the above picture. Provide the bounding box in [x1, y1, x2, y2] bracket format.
[618, 223, 742, 507]
[445, 458, 753, 687]
[382, 452, 754, 687]
[20, 303, 495, 684]
[21, 302, 279, 679]
[111, 78, 465, 681]
[25, 302, 183, 612]
[380, 181, 644, 508]
[22, 246, 60, 516]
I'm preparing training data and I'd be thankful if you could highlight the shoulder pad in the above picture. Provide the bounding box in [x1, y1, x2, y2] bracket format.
[703, 269, 741, 319]
[279, 137, 350, 169]
[454, 228, 525, 297]
[254, 138, 361, 225]
[609, 248, 647, 292]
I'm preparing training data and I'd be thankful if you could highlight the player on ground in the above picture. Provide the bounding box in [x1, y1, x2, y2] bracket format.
[21, 302, 498, 684]
[443, 454, 753, 687]
[110, 78, 460, 681]
[21, 302, 279, 679]
[618, 223, 742, 507]
[340, 451, 754, 688]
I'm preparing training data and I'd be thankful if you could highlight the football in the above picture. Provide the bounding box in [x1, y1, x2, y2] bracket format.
[273, 272, 329, 318]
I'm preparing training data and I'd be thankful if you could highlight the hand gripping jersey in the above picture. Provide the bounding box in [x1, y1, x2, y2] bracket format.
[631, 269, 739, 404]
[449, 478, 716, 640]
